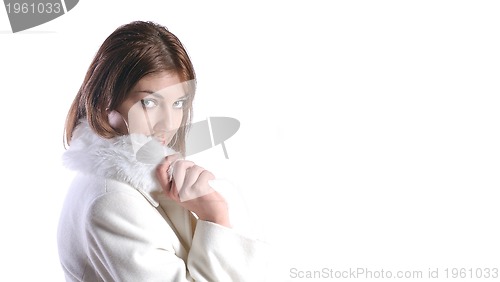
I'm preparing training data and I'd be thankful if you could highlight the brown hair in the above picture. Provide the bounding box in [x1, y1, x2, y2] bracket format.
[64, 21, 196, 155]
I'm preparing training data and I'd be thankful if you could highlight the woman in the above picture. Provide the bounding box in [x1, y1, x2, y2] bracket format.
[57, 21, 266, 281]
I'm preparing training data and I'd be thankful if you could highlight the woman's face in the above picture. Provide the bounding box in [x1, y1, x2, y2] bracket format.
[116, 72, 189, 145]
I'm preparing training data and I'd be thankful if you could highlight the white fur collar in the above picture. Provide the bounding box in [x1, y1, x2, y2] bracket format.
[62, 120, 176, 207]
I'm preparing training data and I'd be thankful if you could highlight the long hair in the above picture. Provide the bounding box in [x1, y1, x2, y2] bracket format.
[64, 21, 196, 155]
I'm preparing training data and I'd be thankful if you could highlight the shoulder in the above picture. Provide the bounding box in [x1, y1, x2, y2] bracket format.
[69, 173, 146, 206]
[86, 178, 157, 219]
[67, 173, 163, 225]
[66, 174, 158, 226]
[84, 178, 173, 240]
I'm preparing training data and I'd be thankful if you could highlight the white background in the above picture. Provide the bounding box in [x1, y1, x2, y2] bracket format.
[1, 1, 499, 281]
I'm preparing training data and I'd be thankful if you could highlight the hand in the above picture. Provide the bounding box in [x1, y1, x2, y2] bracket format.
[156, 154, 231, 228]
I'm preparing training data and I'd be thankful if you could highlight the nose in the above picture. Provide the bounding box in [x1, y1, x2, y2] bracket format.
[152, 106, 177, 134]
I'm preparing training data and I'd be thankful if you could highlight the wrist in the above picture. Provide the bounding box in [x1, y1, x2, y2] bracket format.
[199, 211, 231, 228]
[211, 215, 231, 228]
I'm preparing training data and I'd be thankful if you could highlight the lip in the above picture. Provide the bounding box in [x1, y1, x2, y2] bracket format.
[152, 130, 176, 146]
[154, 136, 166, 145]
[152, 134, 171, 145]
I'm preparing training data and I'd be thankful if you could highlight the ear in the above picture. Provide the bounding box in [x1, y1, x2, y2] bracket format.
[108, 110, 128, 134]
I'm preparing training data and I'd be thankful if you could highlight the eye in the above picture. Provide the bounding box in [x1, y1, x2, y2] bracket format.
[141, 98, 158, 109]
[173, 99, 186, 109]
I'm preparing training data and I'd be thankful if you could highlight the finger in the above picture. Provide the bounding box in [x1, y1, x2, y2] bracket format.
[155, 153, 182, 193]
[155, 159, 172, 192]
[180, 169, 216, 202]
[169, 180, 181, 202]
[172, 160, 195, 193]
[183, 165, 206, 190]
[164, 153, 182, 181]
[178, 165, 205, 201]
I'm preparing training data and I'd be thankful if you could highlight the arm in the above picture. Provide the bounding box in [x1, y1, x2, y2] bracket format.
[188, 220, 269, 282]
[155, 155, 271, 281]
[85, 187, 269, 282]
[85, 190, 192, 281]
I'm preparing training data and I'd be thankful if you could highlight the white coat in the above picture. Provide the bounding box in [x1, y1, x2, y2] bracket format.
[57, 121, 268, 281]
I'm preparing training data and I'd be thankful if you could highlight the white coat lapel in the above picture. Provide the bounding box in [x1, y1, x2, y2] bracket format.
[63, 120, 173, 207]
[64, 120, 198, 257]
[157, 196, 197, 257]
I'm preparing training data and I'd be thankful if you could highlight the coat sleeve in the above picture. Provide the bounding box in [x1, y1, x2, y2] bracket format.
[188, 220, 270, 282]
[187, 178, 271, 281]
[85, 189, 269, 282]
[85, 190, 193, 281]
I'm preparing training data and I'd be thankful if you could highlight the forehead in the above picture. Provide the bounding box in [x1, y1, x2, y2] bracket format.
[132, 72, 182, 93]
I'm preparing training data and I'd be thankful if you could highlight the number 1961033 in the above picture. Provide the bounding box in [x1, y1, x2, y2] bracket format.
[444, 268, 498, 279]
[5, 2, 62, 14]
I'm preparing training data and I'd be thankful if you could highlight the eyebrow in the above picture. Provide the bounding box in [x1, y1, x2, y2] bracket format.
[136, 91, 188, 101]
[136, 91, 163, 99]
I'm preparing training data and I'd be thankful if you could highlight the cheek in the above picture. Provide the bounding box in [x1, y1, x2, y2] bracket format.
[174, 110, 184, 128]
[148, 108, 184, 133]
[125, 104, 154, 135]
